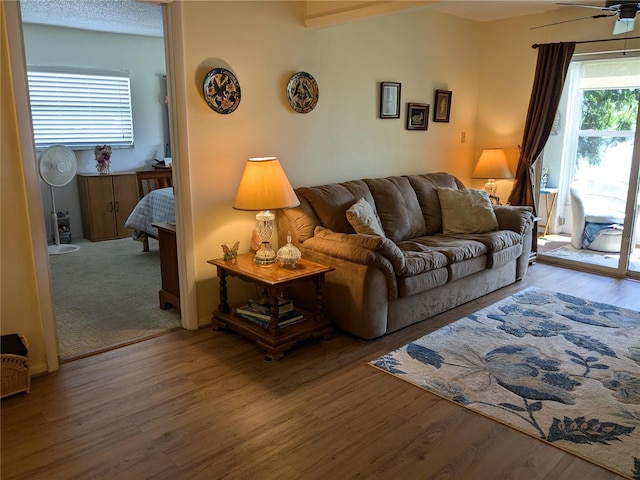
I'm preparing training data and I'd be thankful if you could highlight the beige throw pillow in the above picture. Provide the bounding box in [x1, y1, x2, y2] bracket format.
[436, 188, 498, 234]
[346, 198, 386, 237]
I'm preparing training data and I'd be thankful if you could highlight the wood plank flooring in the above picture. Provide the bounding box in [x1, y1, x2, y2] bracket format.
[2, 263, 639, 479]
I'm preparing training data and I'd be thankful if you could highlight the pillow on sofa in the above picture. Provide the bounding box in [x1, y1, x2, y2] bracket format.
[346, 198, 386, 237]
[437, 188, 498, 234]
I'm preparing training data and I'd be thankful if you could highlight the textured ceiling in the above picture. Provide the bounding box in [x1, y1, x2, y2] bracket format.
[19, 0, 164, 38]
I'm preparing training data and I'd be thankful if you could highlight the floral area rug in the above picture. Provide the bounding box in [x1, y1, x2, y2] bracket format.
[370, 287, 640, 479]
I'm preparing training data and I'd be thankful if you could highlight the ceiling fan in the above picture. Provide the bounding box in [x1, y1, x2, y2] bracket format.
[535, 1, 640, 34]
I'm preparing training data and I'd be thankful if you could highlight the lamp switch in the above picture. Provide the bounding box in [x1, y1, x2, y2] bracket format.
[461, 132, 466, 144]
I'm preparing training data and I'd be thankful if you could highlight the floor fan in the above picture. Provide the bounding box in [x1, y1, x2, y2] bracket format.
[38, 145, 80, 255]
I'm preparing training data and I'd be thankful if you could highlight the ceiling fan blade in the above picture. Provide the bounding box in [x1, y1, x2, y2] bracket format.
[613, 17, 636, 34]
[531, 13, 615, 30]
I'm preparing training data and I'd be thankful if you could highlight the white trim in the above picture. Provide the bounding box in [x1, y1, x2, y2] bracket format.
[164, 1, 198, 330]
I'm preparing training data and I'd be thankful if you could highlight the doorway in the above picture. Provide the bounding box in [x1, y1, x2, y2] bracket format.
[537, 55, 640, 278]
[19, 1, 181, 360]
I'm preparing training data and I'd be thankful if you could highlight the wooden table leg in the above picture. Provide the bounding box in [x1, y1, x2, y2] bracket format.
[212, 268, 229, 330]
[313, 274, 331, 340]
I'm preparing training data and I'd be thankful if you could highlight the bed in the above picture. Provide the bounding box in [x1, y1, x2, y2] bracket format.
[125, 169, 174, 252]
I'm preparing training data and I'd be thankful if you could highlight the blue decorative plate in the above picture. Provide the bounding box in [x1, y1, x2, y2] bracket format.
[287, 72, 318, 114]
[203, 68, 241, 114]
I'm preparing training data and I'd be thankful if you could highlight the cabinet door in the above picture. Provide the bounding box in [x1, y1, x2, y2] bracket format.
[85, 175, 118, 240]
[112, 174, 138, 237]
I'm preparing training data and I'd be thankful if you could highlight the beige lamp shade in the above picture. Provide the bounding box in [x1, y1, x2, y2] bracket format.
[233, 157, 300, 211]
[471, 148, 512, 179]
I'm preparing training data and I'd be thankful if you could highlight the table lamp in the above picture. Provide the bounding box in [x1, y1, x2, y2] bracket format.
[233, 157, 300, 264]
[471, 148, 513, 204]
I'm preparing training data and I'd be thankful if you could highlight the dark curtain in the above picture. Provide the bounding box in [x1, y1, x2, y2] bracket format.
[507, 42, 576, 212]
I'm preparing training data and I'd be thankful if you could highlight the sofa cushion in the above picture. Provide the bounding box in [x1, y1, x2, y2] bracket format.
[346, 198, 386, 237]
[448, 256, 487, 282]
[450, 230, 522, 252]
[406, 173, 463, 235]
[397, 268, 449, 297]
[437, 188, 498, 234]
[403, 235, 488, 263]
[396, 245, 449, 276]
[485, 244, 522, 269]
[297, 180, 374, 234]
[364, 176, 426, 243]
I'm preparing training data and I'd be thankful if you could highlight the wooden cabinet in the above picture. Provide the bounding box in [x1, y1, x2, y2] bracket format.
[77, 173, 138, 241]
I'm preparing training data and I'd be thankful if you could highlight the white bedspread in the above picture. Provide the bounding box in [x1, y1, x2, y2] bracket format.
[125, 187, 175, 240]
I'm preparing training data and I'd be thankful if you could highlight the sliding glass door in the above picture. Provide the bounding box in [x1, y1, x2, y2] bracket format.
[537, 56, 640, 278]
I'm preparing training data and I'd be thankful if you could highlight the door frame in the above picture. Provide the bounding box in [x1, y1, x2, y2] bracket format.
[6, 0, 198, 372]
[538, 55, 640, 278]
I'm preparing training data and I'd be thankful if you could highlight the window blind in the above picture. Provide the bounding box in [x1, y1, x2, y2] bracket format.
[27, 67, 134, 150]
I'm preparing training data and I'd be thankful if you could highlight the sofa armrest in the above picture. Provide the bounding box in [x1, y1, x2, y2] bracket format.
[493, 205, 534, 235]
[302, 227, 400, 302]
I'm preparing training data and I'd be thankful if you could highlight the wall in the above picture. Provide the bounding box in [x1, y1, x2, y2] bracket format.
[175, 1, 482, 324]
[2, 2, 50, 374]
[22, 24, 167, 239]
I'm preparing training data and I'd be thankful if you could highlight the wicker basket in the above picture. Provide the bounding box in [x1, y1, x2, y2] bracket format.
[1, 335, 30, 399]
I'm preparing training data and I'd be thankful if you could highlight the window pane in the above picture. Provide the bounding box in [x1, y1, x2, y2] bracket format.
[27, 67, 134, 150]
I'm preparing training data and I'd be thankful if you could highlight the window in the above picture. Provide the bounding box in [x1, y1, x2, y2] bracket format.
[575, 59, 640, 182]
[27, 66, 134, 150]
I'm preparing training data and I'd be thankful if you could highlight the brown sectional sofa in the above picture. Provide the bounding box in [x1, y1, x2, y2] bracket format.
[277, 172, 534, 340]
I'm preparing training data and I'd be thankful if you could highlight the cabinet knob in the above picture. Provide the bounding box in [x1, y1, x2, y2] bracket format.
[108, 201, 114, 212]
[115, 201, 120, 212]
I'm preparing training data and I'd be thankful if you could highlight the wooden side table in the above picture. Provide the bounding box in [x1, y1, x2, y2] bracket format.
[208, 253, 334, 360]
[153, 222, 180, 312]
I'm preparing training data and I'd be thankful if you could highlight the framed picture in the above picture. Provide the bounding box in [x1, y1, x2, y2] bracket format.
[433, 89, 452, 122]
[406, 103, 429, 130]
[380, 82, 401, 118]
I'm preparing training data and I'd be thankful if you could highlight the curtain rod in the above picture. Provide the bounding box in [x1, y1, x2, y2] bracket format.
[532, 37, 640, 48]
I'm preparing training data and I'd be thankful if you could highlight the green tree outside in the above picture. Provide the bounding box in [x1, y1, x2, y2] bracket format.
[578, 88, 640, 166]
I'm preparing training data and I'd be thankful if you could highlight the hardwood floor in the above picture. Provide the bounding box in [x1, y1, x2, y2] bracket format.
[2, 264, 638, 479]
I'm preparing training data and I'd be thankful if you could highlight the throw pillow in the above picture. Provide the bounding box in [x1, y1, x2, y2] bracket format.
[346, 198, 386, 237]
[436, 188, 498, 234]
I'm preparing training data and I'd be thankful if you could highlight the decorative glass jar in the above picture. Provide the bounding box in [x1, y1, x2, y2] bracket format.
[276, 231, 301, 268]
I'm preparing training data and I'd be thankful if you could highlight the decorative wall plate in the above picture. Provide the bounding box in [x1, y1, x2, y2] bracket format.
[286, 72, 318, 114]
[203, 67, 241, 114]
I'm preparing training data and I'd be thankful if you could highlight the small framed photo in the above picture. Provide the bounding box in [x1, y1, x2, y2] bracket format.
[380, 82, 401, 119]
[406, 103, 429, 130]
[433, 89, 452, 122]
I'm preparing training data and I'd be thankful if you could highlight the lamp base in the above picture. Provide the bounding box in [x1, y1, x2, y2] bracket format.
[254, 210, 276, 265]
[254, 242, 277, 265]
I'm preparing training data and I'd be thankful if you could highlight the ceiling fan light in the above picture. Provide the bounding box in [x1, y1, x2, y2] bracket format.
[613, 17, 635, 34]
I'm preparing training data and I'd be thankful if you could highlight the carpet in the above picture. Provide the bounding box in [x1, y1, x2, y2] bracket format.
[370, 287, 640, 479]
[49, 238, 181, 359]
[543, 244, 640, 271]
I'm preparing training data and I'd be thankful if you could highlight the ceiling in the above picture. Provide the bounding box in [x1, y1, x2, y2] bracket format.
[19, 0, 164, 37]
[18, 0, 589, 36]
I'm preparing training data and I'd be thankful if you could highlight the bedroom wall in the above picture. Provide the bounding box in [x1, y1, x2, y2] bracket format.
[173, 1, 484, 324]
[21, 24, 167, 239]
